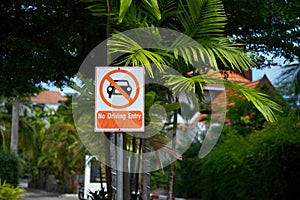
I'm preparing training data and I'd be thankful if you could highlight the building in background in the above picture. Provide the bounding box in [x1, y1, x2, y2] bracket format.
[177, 69, 275, 130]
[30, 90, 68, 110]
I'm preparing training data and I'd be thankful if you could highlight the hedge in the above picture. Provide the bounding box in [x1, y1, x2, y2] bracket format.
[0, 150, 19, 186]
[201, 116, 300, 200]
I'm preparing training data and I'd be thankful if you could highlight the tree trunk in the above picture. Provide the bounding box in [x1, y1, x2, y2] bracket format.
[142, 138, 150, 200]
[123, 135, 131, 200]
[130, 137, 136, 196]
[168, 102, 178, 200]
[10, 99, 19, 154]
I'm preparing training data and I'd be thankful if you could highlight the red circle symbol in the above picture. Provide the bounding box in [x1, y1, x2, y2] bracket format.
[99, 68, 140, 109]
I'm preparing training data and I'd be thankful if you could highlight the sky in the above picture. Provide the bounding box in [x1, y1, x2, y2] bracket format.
[252, 56, 286, 85]
[253, 66, 283, 84]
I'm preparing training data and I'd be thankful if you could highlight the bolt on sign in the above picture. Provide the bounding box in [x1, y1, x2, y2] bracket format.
[95, 67, 144, 132]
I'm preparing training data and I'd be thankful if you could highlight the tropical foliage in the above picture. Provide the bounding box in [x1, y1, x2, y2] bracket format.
[75, 0, 283, 199]
[26, 102, 85, 193]
[79, 0, 282, 135]
[0, 98, 85, 193]
[1, 0, 296, 198]
[174, 141, 202, 198]
[223, 0, 300, 67]
[0, 180, 25, 200]
[173, 110, 300, 199]
[0, 149, 20, 187]
[201, 114, 300, 200]
[0, 0, 106, 97]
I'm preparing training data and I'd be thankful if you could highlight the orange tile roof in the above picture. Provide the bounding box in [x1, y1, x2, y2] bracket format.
[182, 70, 273, 126]
[224, 71, 251, 83]
[206, 69, 251, 83]
[30, 90, 67, 104]
[209, 75, 274, 114]
[242, 80, 260, 88]
[242, 74, 274, 90]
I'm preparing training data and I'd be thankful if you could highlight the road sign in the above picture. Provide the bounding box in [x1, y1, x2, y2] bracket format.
[95, 67, 144, 132]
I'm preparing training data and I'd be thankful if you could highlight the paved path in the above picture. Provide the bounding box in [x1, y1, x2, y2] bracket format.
[19, 179, 78, 200]
[21, 188, 78, 200]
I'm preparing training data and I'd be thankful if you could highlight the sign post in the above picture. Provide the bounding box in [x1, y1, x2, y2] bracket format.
[95, 67, 144, 132]
[95, 67, 144, 199]
[116, 132, 123, 200]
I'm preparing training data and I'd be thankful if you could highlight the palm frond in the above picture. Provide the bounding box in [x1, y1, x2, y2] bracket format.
[72, 73, 94, 98]
[71, 73, 95, 122]
[0, 129, 9, 150]
[141, 0, 161, 21]
[165, 73, 282, 122]
[172, 0, 254, 71]
[81, 0, 123, 20]
[201, 38, 255, 71]
[108, 32, 169, 76]
[176, 0, 227, 37]
[169, 34, 212, 66]
[119, 3, 150, 28]
[151, 139, 182, 160]
[225, 82, 282, 122]
[118, 0, 133, 22]
[82, 0, 110, 17]
[157, 0, 179, 25]
[164, 74, 198, 94]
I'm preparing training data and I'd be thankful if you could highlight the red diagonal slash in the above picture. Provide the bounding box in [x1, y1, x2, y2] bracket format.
[106, 75, 134, 103]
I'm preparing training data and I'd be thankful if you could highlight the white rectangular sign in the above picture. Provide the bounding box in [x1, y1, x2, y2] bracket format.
[95, 66, 144, 132]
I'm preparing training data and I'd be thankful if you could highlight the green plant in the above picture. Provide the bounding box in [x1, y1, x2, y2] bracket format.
[0, 180, 25, 200]
[88, 188, 108, 200]
[174, 145, 203, 198]
[201, 114, 300, 200]
[0, 150, 19, 186]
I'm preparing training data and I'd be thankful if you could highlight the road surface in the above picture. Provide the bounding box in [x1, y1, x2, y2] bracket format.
[21, 188, 78, 200]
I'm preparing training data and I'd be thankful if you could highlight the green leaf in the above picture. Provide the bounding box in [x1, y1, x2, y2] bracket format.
[145, 91, 156, 112]
[163, 102, 180, 112]
[225, 82, 282, 122]
[119, 0, 133, 23]
[108, 32, 168, 76]
[142, 0, 162, 20]
[164, 74, 196, 94]
[172, 0, 254, 71]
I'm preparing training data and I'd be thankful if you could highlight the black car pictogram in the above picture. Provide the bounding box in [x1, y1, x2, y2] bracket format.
[107, 80, 132, 98]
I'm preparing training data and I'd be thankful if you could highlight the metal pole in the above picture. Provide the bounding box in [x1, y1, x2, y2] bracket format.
[117, 132, 123, 200]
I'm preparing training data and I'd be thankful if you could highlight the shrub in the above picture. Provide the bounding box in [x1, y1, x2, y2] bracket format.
[201, 116, 300, 200]
[0, 180, 25, 200]
[88, 188, 108, 200]
[174, 142, 202, 198]
[0, 150, 19, 186]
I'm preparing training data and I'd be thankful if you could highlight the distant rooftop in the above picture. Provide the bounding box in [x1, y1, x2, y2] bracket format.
[221, 71, 251, 83]
[242, 74, 274, 90]
[30, 90, 67, 104]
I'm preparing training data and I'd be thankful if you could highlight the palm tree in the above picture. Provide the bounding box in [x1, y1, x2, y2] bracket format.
[0, 99, 10, 150]
[78, 0, 282, 199]
[43, 104, 85, 193]
[0, 98, 36, 155]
